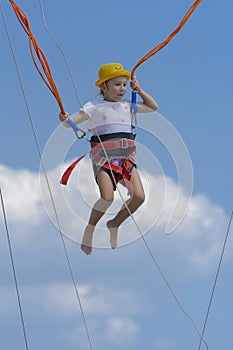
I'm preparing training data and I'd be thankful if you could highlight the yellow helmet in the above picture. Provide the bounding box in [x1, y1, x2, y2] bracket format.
[95, 63, 131, 87]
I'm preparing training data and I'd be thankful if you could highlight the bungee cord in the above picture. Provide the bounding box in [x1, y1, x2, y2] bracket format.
[8, 0, 65, 114]
[0, 3, 94, 350]
[130, 0, 202, 112]
[8, 0, 87, 139]
[130, 0, 203, 79]
[0, 188, 29, 350]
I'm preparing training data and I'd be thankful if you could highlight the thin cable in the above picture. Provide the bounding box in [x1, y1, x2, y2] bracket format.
[134, 222, 209, 349]
[0, 188, 29, 350]
[37, 3, 208, 348]
[197, 211, 233, 350]
[38, 0, 83, 110]
[0, 4, 94, 350]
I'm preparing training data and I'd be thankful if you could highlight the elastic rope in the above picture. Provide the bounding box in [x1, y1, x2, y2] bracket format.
[1, 4, 94, 350]
[37, 3, 208, 348]
[8, 0, 66, 114]
[131, 0, 202, 79]
[197, 211, 233, 350]
[0, 188, 29, 350]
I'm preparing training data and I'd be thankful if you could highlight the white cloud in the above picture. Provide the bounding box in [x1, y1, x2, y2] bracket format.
[1, 162, 232, 274]
[166, 193, 229, 273]
[0, 164, 44, 227]
[104, 317, 139, 344]
[1, 164, 231, 349]
[0, 281, 145, 319]
[0, 281, 142, 348]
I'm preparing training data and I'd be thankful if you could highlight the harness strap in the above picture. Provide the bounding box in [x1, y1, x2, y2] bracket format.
[90, 139, 136, 165]
[103, 159, 134, 194]
[91, 138, 135, 152]
[60, 138, 136, 187]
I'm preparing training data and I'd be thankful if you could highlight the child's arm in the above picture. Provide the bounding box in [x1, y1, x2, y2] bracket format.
[130, 78, 158, 113]
[59, 110, 87, 128]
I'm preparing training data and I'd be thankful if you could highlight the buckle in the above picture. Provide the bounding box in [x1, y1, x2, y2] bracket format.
[121, 139, 128, 148]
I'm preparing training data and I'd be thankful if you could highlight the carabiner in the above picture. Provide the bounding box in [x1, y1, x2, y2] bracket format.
[66, 117, 88, 140]
[74, 129, 86, 140]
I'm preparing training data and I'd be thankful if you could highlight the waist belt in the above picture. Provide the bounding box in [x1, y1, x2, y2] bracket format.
[90, 138, 136, 166]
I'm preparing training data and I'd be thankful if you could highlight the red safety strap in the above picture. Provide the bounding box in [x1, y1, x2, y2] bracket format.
[103, 160, 134, 194]
[60, 154, 87, 185]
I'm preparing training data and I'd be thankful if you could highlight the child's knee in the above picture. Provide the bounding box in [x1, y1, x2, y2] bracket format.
[94, 196, 113, 213]
[100, 194, 114, 206]
[133, 192, 145, 207]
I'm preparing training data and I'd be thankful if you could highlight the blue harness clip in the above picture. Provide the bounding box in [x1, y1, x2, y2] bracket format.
[130, 91, 138, 132]
[66, 117, 86, 139]
[130, 91, 138, 114]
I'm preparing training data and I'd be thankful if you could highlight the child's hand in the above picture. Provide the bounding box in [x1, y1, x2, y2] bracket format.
[130, 77, 141, 93]
[59, 112, 68, 122]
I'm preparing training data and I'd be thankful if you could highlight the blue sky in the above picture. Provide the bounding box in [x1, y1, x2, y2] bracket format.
[1, 1, 232, 350]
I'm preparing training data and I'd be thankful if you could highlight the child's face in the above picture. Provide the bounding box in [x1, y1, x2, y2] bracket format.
[103, 76, 128, 102]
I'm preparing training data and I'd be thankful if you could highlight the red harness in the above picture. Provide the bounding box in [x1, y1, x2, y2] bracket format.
[60, 138, 136, 193]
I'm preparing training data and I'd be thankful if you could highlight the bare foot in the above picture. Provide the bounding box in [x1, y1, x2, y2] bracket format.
[81, 225, 94, 255]
[107, 220, 119, 249]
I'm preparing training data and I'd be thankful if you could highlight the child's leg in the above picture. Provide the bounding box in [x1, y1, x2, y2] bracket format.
[107, 167, 145, 249]
[81, 168, 114, 255]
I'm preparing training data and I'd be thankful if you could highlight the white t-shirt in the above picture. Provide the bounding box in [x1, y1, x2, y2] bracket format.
[82, 100, 132, 135]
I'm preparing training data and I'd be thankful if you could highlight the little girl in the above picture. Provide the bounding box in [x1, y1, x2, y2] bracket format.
[59, 63, 158, 255]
